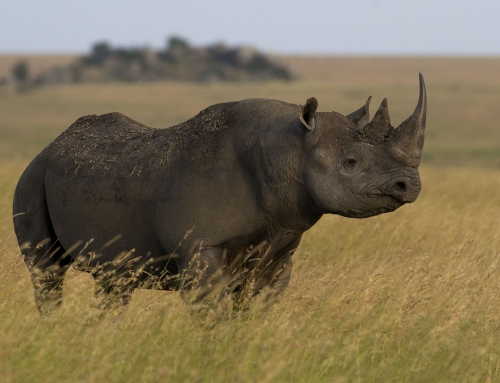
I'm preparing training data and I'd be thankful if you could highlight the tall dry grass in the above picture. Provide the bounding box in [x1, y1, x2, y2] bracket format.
[1, 56, 500, 381]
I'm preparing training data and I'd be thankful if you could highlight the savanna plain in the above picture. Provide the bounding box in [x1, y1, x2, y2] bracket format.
[1, 56, 500, 382]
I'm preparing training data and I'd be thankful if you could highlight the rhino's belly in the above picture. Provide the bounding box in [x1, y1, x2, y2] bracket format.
[44, 168, 165, 268]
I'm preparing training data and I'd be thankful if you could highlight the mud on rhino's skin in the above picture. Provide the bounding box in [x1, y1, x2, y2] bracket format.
[13, 74, 427, 314]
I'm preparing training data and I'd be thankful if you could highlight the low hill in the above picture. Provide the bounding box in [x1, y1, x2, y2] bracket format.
[0, 37, 293, 93]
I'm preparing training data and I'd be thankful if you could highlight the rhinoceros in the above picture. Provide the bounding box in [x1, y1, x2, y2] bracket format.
[13, 74, 427, 314]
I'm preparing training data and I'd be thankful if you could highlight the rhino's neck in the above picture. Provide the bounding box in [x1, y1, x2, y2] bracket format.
[255, 135, 324, 232]
[261, 187, 324, 233]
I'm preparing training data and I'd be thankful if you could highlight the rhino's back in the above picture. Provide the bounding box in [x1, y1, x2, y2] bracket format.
[42, 97, 299, 180]
[45, 103, 231, 176]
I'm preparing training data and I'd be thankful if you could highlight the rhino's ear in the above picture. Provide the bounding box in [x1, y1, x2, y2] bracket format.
[299, 97, 318, 131]
[346, 96, 371, 128]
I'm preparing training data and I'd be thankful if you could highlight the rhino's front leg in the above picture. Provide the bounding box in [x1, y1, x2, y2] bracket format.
[178, 246, 229, 305]
[253, 235, 302, 303]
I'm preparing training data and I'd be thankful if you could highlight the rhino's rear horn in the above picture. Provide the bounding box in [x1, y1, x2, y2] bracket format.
[371, 98, 391, 129]
[390, 73, 427, 167]
[350, 97, 393, 145]
[347, 96, 371, 128]
[299, 97, 318, 131]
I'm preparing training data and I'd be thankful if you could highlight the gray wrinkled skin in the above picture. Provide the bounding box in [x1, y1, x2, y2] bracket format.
[13, 74, 427, 314]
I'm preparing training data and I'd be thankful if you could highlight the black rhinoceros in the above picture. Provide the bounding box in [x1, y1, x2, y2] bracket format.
[13, 74, 427, 314]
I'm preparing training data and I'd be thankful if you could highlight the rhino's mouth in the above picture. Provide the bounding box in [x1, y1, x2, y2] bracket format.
[374, 193, 406, 214]
[338, 194, 405, 219]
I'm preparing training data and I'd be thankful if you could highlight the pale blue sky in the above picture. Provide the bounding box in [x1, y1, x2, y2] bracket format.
[1, 0, 499, 55]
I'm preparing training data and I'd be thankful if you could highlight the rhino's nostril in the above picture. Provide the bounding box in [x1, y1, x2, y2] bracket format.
[394, 182, 407, 194]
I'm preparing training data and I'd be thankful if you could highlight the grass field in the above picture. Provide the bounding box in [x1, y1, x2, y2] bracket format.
[1, 56, 500, 382]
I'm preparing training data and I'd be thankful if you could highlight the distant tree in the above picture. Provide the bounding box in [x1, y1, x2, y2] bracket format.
[12, 61, 30, 82]
[92, 41, 112, 56]
[167, 36, 190, 51]
[86, 41, 112, 65]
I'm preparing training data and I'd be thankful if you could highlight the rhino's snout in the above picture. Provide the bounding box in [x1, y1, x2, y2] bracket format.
[385, 176, 421, 203]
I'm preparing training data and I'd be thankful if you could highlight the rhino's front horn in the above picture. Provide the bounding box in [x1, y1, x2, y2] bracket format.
[390, 73, 427, 167]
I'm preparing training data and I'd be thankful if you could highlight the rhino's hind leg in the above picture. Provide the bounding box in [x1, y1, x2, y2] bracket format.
[13, 161, 73, 315]
[14, 220, 71, 315]
[29, 244, 71, 315]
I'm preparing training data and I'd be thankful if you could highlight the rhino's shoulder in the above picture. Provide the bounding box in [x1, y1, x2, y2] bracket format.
[229, 98, 300, 128]
[231, 98, 298, 115]
[174, 99, 298, 133]
[172, 101, 237, 134]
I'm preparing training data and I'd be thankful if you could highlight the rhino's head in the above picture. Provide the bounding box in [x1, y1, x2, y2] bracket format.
[301, 74, 427, 218]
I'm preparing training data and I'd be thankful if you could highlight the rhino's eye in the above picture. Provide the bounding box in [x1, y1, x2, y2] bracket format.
[342, 156, 360, 172]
